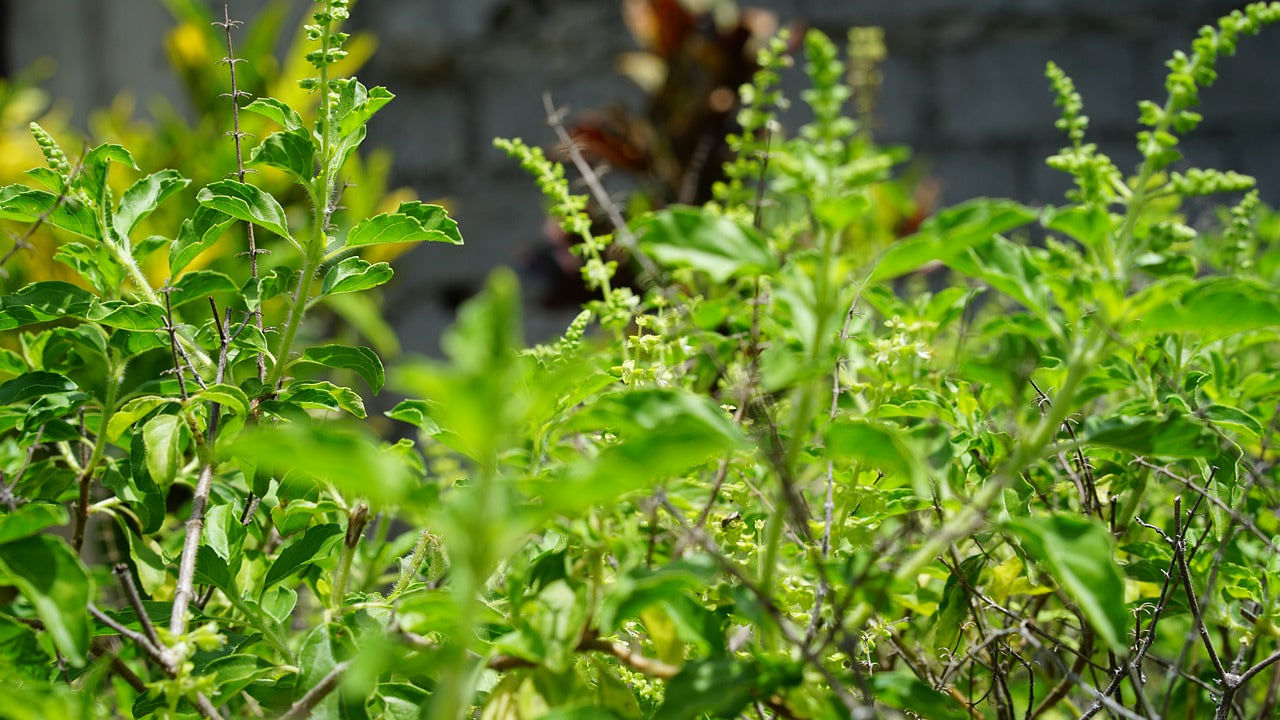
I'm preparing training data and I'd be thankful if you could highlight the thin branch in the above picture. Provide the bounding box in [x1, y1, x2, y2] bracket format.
[219, 3, 266, 382]
[279, 661, 350, 720]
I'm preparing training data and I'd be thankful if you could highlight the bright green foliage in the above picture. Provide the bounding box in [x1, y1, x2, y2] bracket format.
[2, 3, 1280, 719]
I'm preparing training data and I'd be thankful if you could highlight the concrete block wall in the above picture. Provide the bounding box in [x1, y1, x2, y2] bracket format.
[5, 0, 1280, 351]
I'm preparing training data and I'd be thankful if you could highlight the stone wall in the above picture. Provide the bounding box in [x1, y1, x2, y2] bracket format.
[6, 0, 1279, 350]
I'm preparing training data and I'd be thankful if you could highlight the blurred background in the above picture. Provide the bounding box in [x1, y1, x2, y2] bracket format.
[2, 0, 1278, 353]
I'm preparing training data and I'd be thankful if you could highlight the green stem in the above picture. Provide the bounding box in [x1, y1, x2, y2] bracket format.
[265, 258, 318, 389]
[71, 360, 119, 552]
[392, 529, 434, 597]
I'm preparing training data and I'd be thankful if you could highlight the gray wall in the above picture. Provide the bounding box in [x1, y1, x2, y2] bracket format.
[6, 0, 1280, 351]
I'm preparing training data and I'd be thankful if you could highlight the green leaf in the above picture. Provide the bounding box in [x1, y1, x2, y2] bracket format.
[870, 672, 972, 720]
[85, 301, 166, 331]
[1202, 404, 1263, 442]
[1042, 204, 1112, 248]
[929, 555, 984, 649]
[347, 202, 462, 248]
[335, 81, 395, 137]
[0, 534, 92, 666]
[0, 372, 77, 405]
[1085, 413, 1220, 458]
[535, 390, 746, 514]
[825, 419, 925, 489]
[142, 414, 184, 486]
[167, 270, 238, 308]
[0, 503, 68, 544]
[945, 234, 1052, 319]
[114, 170, 190, 239]
[107, 396, 167, 440]
[1131, 277, 1280, 337]
[196, 180, 291, 241]
[634, 206, 776, 282]
[230, 422, 415, 506]
[242, 97, 304, 131]
[192, 384, 251, 418]
[301, 345, 385, 394]
[384, 399, 440, 434]
[871, 199, 1037, 282]
[281, 380, 366, 418]
[249, 129, 316, 186]
[262, 523, 343, 591]
[0, 282, 97, 330]
[1006, 513, 1129, 652]
[654, 659, 759, 720]
[170, 205, 235, 275]
[193, 545, 234, 593]
[321, 257, 393, 296]
[0, 185, 100, 240]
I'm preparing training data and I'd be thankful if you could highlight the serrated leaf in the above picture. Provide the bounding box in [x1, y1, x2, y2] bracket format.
[1006, 513, 1129, 652]
[281, 380, 366, 418]
[0, 282, 97, 330]
[321, 257, 393, 296]
[86, 301, 166, 331]
[0, 371, 77, 405]
[348, 202, 462, 248]
[242, 97, 304, 131]
[634, 206, 775, 282]
[249, 129, 315, 185]
[114, 170, 190, 239]
[167, 270, 239, 308]
[142, 414, 184, 486]
[196, 180, 291, 241]
[193, 384, 250, 418]
[301, 345, 384, 394]
[0, 185, 100, 241]
[170, 205, 235, 275]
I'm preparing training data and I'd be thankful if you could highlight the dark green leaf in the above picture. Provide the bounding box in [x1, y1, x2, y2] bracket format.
[301, 345, 385, 394]
[0, 534, 92, 666]
[249, 129, 315, 185]
[262, 523, 343, 591]
[86, 301, 166, 331]
[196, 180, 291, 241]
[281, 380, 366, 418]
[167, 270, 238, 308]
[170, 205, 235, 275]
[0, 185, 100, 240]
[0, 282, 96, 330]
[0, 372, 77, 405]
[654, 659, 759, 720]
